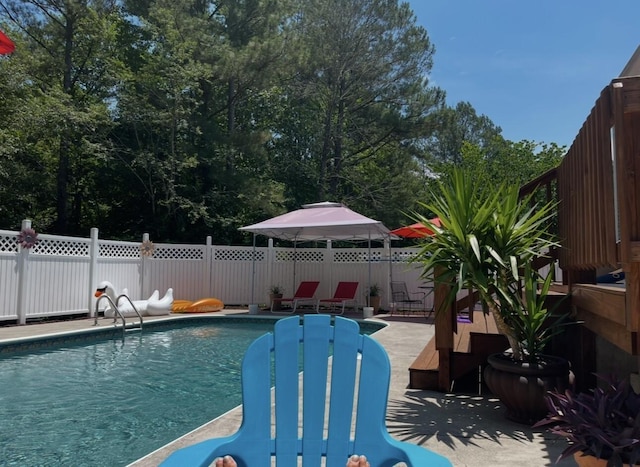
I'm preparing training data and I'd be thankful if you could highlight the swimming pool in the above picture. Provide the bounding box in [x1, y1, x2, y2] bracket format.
[0, 319, 278, 466]
[0, 317, 383, 466]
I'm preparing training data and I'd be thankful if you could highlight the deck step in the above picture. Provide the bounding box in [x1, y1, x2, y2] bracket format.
[409, 311, 508, 390]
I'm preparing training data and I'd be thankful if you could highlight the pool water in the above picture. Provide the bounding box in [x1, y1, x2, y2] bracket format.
[0, 320, 276, 466]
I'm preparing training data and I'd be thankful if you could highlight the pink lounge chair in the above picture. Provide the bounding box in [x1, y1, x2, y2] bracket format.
[271, 281, 320, 313]
[315, 281, 359, 315]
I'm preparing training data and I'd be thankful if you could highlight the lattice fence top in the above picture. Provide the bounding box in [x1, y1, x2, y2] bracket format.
[333, 250, 372, 263]
[36, 237, 90, 257]
[153, 245, 204, 260]
[214, 248, 265, 262]
[99, 242, 140, 259]
[275, 250, 324, 262]
[391, 250, 418, 262]
[0, 232, 91, 257]
[0, 233, 17, 254]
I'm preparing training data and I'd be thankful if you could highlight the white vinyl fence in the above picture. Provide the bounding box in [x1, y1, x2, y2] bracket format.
[0, 221, 429, 323]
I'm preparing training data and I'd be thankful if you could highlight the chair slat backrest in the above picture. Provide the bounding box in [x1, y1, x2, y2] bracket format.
[294, 281, 320, 298]
[332, 281, 359, 299]
[227, 315, 389, 466]
[391, 281, 409, 301]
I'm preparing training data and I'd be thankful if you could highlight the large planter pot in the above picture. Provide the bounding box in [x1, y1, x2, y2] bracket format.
[574, 451, 640, 466]
[369, 295, 381, 314]
[484, 352, 573, 425]
[573, 452, 607, 467]
[269, 293, 283, 311]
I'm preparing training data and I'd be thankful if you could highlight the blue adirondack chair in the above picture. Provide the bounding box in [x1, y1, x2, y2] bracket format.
[160, 315, 452, 467]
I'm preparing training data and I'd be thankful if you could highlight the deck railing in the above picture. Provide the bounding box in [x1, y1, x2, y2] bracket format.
[520, 76, 640, 355]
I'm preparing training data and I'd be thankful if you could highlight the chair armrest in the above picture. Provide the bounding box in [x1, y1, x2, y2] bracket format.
[160, 436, 235, 467]
[387, 438, 452, 467]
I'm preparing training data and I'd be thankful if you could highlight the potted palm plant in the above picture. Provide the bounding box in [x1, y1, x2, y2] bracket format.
[368, 284, 382, 314]
[534, 374, 640, 466]
[414, 168, 572, 424]
[269, 285, 283, 311]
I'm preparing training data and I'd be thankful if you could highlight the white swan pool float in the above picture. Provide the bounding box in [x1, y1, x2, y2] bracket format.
[94, 281, 173, 317]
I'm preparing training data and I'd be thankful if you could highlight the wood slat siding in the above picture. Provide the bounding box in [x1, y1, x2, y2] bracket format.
[545, 76, 640, 356]
[557, 85, 617, 271]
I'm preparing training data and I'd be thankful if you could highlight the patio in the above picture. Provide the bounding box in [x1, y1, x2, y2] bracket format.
[0, 310, 575, 466]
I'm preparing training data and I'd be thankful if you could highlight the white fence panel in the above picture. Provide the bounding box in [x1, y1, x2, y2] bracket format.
[269, 247, 327, 301]
[0, 224, 436, 321]
[145, 243, 208, 301]
[212, 246, 263, 305]
[20, 233, 92, 319]
[0, 231, 19, 319]
[27, 256, 90, 317]
[96, 238, 144, 301]
[389, 248, 434, 310]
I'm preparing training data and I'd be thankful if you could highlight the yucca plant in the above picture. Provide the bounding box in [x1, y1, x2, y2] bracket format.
[413, 169, 563, 362]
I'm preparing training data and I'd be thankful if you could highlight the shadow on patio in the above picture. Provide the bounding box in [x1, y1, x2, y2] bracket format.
[385, 391, 575, 466]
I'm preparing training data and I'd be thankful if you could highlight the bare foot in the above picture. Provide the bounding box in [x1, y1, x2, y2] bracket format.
[213, 455, 237, 467]
[348, 454, 370, 467]
[214, 454, 368, 467]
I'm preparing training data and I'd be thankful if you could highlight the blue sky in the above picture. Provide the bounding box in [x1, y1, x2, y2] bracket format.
[405, 1, 640, 148]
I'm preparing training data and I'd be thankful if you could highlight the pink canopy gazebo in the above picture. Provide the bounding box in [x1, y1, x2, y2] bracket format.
[240, 201, 394, 241]
[239, 202, 397, 308]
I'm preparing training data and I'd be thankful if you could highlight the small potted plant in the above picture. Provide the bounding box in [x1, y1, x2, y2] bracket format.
[367, 284, 381, 314]
[534, 374, 640, 466]
[269, 285, 284, 311]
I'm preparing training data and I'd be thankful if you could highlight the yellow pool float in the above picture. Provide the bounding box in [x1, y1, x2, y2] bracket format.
[171, 298, 224, 313]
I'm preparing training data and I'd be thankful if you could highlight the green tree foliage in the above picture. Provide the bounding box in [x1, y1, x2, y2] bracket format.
[422, 101, 503, 167]
[0, 0, 121, 234]
[0, 1, 564, 243]
[279, 0, 444, 207]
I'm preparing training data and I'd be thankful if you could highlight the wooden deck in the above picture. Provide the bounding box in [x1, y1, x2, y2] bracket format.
[409, 310, 508, 391]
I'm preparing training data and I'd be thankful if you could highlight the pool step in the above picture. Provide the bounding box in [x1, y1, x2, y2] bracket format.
[124, 321, 143, 331]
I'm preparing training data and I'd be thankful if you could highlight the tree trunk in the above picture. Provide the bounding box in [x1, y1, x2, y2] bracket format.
[487, 302, 521, 360]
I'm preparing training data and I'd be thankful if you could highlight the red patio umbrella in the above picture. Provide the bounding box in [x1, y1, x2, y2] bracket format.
[0, 30, 15, 55]
[390, 217, 442, 238]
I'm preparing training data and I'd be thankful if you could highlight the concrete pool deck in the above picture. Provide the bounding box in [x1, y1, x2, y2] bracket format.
[0, 310, 575, 466]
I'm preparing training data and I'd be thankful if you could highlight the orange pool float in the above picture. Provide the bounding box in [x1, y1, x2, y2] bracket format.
[171, 298, 224, 313]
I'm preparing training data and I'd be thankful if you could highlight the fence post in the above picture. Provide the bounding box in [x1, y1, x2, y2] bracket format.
[267, 238, 274, 298]
[205, 236, 212, 297]
[384, 237, 391, 309]
[141, 233, 149, 299]
[88, 228, 99, 317]
[326, 240, 333, 292]
[16, 219, 31, 324]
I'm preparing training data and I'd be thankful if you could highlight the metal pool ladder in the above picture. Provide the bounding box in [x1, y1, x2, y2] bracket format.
[94, 294, 144, 334]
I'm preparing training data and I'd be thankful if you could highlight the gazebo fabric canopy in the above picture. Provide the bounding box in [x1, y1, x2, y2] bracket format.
[239, 202, 396, 241]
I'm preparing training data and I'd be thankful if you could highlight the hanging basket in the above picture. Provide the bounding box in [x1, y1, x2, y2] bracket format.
[17, 228, 39, 249]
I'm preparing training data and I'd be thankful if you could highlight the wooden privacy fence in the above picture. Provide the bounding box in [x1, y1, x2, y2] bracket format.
[0, 222, 429, 323]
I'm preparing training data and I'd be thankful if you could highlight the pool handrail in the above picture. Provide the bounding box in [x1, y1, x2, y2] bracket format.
[94, 293, 143, 332]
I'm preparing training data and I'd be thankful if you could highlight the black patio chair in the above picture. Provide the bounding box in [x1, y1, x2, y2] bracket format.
[390, 281, 428, 316]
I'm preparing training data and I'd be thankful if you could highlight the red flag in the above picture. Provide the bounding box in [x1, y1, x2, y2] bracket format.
[0, 30, 15, 55]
